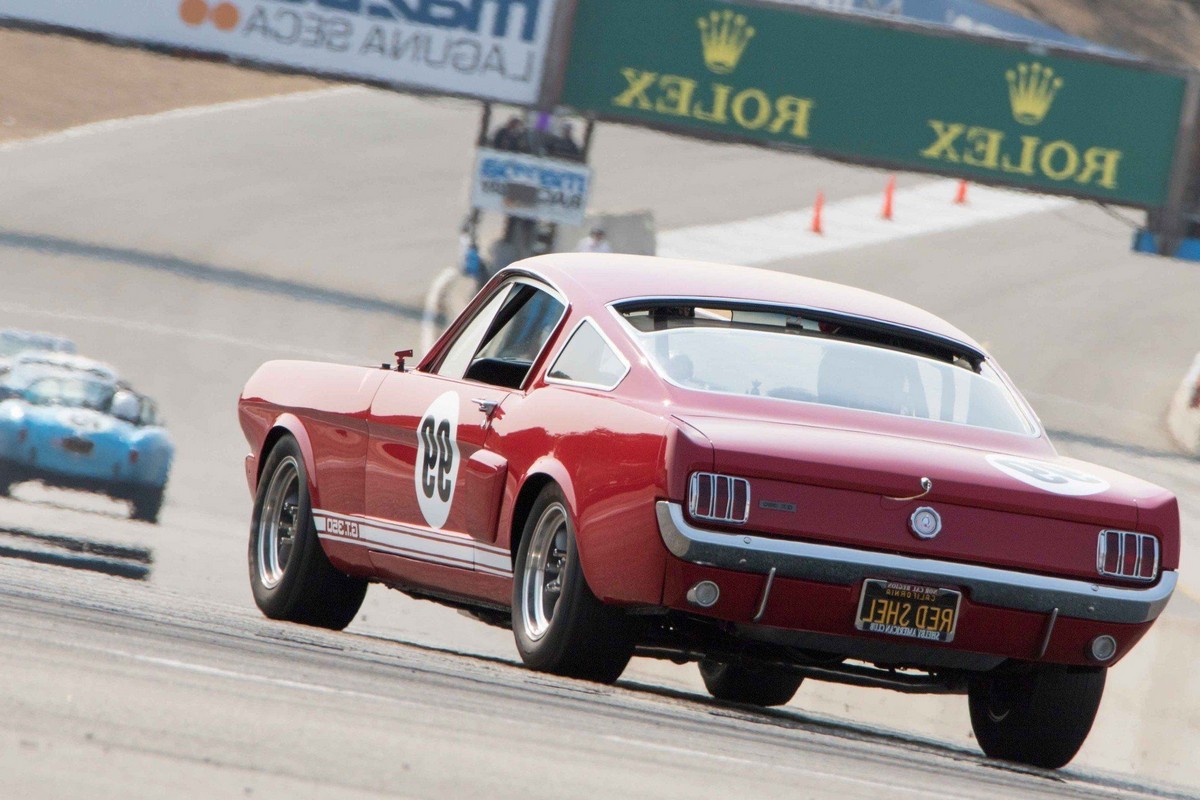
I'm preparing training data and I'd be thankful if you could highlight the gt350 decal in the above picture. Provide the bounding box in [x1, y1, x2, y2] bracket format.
[415, 391, 461, 529]
[986, 454, 1110, 497]
[314, 510, 511, 578]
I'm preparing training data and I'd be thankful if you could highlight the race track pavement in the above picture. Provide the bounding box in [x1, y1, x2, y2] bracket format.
[0, 556, 1193, 800]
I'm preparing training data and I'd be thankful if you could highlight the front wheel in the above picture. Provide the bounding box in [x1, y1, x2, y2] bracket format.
[698, 659, 803, 707]
[512, 484, 635, 683]
[968, 665, 1106, 769]
[248, 436, 367, 630]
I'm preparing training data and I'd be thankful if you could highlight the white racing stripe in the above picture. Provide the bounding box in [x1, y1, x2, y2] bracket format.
[314, 509, 512, 578]
[657, 179, 1072, 265]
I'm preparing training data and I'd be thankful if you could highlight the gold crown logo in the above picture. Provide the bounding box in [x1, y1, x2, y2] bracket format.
[697, 10, 755, 75]
[1005, 62, 1063, 126]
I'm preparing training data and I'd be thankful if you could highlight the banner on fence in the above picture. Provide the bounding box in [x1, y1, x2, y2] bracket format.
[562, 0, 1186, 207]
[470, 147, 591, 225]
[0, 0, 557, 105]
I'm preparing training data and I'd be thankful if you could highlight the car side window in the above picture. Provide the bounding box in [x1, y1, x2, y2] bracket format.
[546, 320, 629, 390]
[462, 284, 565, 389]
[434, 287, 513, 381]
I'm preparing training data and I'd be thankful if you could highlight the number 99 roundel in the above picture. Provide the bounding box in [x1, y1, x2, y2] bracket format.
[414, 391, 461, 529]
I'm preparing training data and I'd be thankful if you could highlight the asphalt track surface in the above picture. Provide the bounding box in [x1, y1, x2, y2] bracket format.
[1, 86, 1198, 798]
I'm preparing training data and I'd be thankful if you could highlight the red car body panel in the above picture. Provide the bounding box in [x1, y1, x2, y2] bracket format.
[238, 254, 1179, 672]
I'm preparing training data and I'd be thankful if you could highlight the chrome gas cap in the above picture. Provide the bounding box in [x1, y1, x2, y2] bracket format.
[909, 506, 943, 540]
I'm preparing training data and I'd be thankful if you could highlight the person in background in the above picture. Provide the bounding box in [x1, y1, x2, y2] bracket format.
[546, 121, 582, 160]
[462, 236, 488, 290]
[576, 227, 612, 253]
[458, 219, 490, 290]
[492, 115, 528, 152]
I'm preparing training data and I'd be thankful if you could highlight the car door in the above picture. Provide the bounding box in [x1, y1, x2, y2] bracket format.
[364, 277, 566, 576]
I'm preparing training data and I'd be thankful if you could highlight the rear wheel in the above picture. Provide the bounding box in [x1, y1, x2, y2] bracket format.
[129, 486, 165, 523]
[248, 436, 367, 630]
[698, 659, 803, 707]
[968, 665, 1106, 769]
[512, 484, 635, 683]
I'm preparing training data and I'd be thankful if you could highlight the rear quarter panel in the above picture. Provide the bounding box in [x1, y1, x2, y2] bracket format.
[490, 384, 677, 606]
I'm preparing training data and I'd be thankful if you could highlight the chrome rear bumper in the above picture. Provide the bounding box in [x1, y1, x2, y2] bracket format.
[656, 501, 1175, 625]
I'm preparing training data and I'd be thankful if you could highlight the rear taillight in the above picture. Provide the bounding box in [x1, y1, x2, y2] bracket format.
[688, 472, 750, 525]
[1097, 530, 1159, 582]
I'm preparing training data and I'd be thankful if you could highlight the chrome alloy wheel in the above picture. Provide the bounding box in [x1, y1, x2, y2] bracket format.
[258, 455, 301, 589]
[521, 501, 570, 641]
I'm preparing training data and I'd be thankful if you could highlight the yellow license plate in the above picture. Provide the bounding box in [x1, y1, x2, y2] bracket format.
[855, 579, 961, 643]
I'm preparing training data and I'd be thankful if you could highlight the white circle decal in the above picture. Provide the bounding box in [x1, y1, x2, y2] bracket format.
[985, 454, 1109, 497]
[414, 391, 461, 529]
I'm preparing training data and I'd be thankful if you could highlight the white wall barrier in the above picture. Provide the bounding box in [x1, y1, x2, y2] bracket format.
[1167, 351, 1200, 456]
[0, 0, 558, 105]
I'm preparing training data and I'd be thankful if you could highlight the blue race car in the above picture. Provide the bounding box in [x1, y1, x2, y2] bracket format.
[0, 370, 173, 522]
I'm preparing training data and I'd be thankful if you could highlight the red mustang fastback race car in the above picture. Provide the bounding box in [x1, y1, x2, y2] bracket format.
[239, 255, 1178, 768]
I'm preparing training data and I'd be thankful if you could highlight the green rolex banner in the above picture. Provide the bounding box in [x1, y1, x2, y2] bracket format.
[562, 0, 1187, 207]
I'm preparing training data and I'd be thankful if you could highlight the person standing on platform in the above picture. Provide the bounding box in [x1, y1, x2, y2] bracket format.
[576, 227, 612, 253]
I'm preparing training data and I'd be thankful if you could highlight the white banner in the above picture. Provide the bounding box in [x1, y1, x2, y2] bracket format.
[0, 0, 557, 105]
[470, 147, 590, 225]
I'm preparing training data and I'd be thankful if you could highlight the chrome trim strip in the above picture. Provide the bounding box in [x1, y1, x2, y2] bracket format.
[656, 501, 1176, 625]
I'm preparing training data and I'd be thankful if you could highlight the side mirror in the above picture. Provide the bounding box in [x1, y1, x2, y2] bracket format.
[394, 349, 414, 372]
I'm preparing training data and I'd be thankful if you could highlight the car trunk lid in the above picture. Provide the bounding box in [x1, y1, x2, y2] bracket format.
[678, 414, 1144, 582]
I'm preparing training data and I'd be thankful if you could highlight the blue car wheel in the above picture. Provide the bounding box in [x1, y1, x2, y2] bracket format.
[130, 485, 165, 523]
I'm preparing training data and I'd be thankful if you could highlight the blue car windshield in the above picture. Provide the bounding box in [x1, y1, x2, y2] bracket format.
[24, 376, 115, 412]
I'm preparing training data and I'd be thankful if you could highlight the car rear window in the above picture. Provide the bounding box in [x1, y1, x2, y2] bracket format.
[616, 302, 1035, 435]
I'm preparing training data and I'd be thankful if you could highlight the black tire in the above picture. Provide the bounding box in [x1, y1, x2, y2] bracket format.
[698, 659, 803, 707]
[0, 462, 17, 497]
[129, 486, 165, 523]
[512, 484, 635, 683]
[968, 666, 1106, 769]
[248, 436, 367, 630]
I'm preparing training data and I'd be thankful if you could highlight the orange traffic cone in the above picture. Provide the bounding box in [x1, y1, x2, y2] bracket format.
[881, 175, 896, 220]
[811, 191, 825, 235]
[954, 179, 969, 204]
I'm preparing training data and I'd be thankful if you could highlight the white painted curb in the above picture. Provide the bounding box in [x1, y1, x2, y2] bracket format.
[1166, 352, 1200, 456]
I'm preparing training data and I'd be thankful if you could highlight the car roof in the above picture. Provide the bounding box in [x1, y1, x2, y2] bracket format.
[511, 254, 984, 353]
